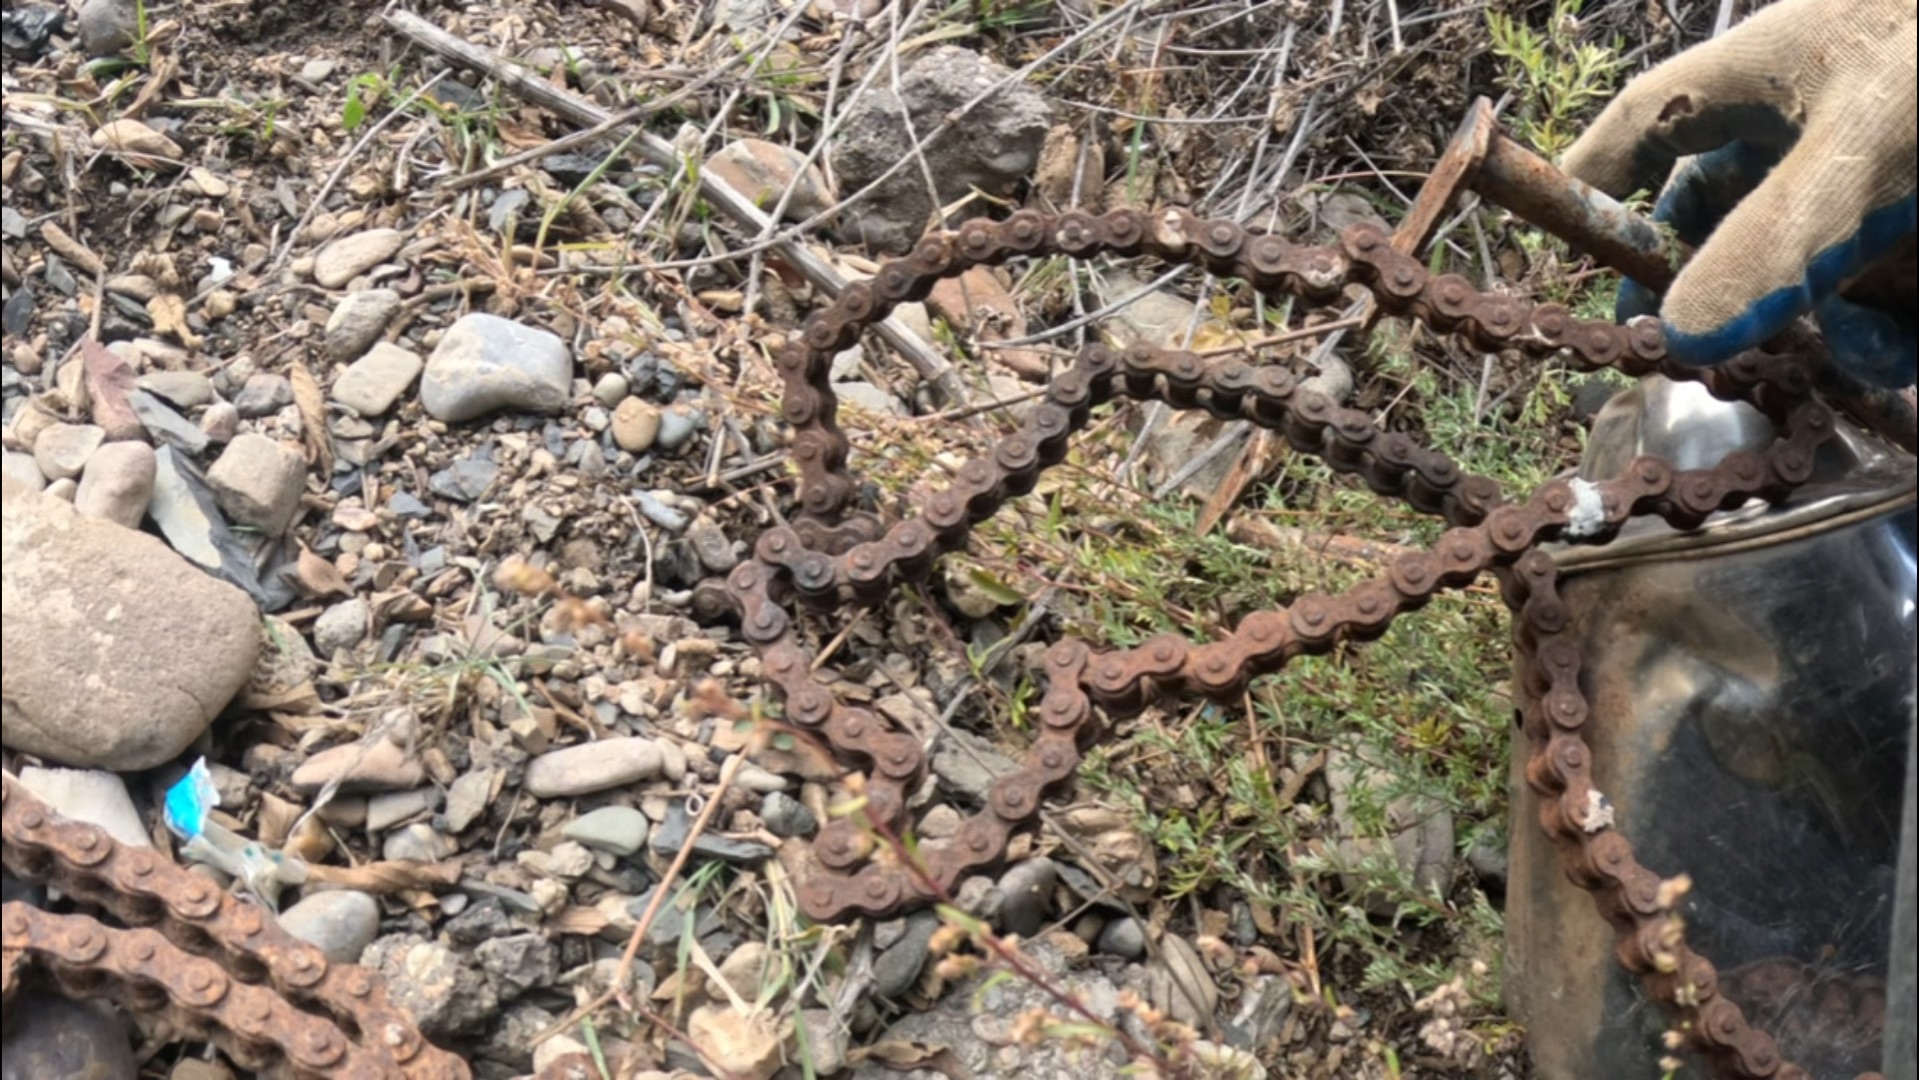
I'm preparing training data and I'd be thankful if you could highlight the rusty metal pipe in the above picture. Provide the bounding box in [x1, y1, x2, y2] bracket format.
[1472, 131, 1680, 295]
[1408, 99, 1915, 455]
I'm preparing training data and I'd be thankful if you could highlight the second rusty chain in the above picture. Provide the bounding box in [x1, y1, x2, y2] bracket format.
[725, 205, 1870, 1080]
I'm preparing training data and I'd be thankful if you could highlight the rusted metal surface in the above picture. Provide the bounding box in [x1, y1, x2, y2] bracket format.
[0, 774, 592, 1080]
[730, 204, 1900, 1079]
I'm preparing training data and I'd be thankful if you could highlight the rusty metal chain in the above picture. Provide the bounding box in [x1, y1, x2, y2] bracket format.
[729, 207, 1877, 1079]
[0, 773, 594, 1080]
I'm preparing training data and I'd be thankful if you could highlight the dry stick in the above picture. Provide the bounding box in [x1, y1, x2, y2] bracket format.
[384, 9, 971, 408]
[530, 754, 745, 1051]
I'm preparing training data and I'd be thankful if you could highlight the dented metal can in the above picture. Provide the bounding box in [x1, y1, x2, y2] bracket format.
[1507, 377, 1918, 1077]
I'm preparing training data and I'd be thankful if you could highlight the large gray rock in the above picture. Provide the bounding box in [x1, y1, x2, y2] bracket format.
[2, 477, 260, 770]
[0, 996, 136, 1080]
[830, 46, 1051, 252]
[420, 314, 572, 423]
[75, 0, 137, 58]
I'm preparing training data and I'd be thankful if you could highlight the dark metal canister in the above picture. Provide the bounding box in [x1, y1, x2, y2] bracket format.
[1505, 377, 1917, 1077]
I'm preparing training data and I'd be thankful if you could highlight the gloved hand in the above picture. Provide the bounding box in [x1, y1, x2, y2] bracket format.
[1562, 0, 1917, 388]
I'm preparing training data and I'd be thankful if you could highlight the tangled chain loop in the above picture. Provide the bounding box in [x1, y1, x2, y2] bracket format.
[725, 206, 1869, 1080]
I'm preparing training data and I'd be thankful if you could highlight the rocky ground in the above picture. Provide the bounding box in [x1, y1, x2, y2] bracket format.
[2, 1, 1723, 1078]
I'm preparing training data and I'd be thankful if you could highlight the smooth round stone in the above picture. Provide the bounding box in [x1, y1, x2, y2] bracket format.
[419, 314, 572, 423]
[610, 397, 660, 453]
[277, 889, 382, 963]
[1096, 916, 1146, 960]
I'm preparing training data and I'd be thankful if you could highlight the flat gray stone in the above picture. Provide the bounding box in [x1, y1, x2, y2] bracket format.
[561, 805, 650, 855]
[324, 288, 401, 362]
[313, 229, 404, 290]
[233, 373, 294, 418]
[136, 370, 214, 408]
[332, 342, 422, 417]
[420, 314, 572, 423]
[524, 738, 664, 798]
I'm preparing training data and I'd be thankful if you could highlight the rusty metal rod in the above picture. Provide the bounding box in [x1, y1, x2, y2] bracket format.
[1472, 131, 1680, 296]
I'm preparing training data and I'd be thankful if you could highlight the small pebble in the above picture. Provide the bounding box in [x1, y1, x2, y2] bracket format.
[333, 342, 423, 417]
[1097, 916, 1147, 960]
[234, 373, 294, 418]
[277, 889, 382, 963]
[73, 441, 156, 529]
[655, 406, 700, 451]
[324, 288, 402, 362]
[291, 741, 425, 795]
[367, 788, 439, 832]
[610, 397, 660, 453]
[137, 370, 215, 408]
[313, 597, 370, 656]
[205, 433, 307, 535]
[561, 805, 651, 856]
[758, 792, 816, 838]
[383, 822, 453, 863]
[591, 372, 630, 408]
[313, 229, 404, 290]
[32, 423, 105, 481]
[996, 857, 1058, 938]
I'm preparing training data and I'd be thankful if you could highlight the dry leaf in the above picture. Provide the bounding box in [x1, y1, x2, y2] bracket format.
[147, 294, 204, 348]
[293, 543, 351, 598]
[303, 859, 463, 894]
[287, 359, 333, 475]
[91, 118, 183, 169]
[79, 338, 143, 441]
[848, 1041, 972, 1080]
[686, 1004, 787, 1080]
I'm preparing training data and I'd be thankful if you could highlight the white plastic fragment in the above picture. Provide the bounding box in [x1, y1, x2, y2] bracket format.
[1583, 788, 1616, 833]
[1564, 477, 1607, 540]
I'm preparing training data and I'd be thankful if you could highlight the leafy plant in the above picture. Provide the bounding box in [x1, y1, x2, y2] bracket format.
[1486, 0, 1626, 159]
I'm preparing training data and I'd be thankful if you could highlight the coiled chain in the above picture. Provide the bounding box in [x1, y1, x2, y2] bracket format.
[728, 206, 1871, 1080]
